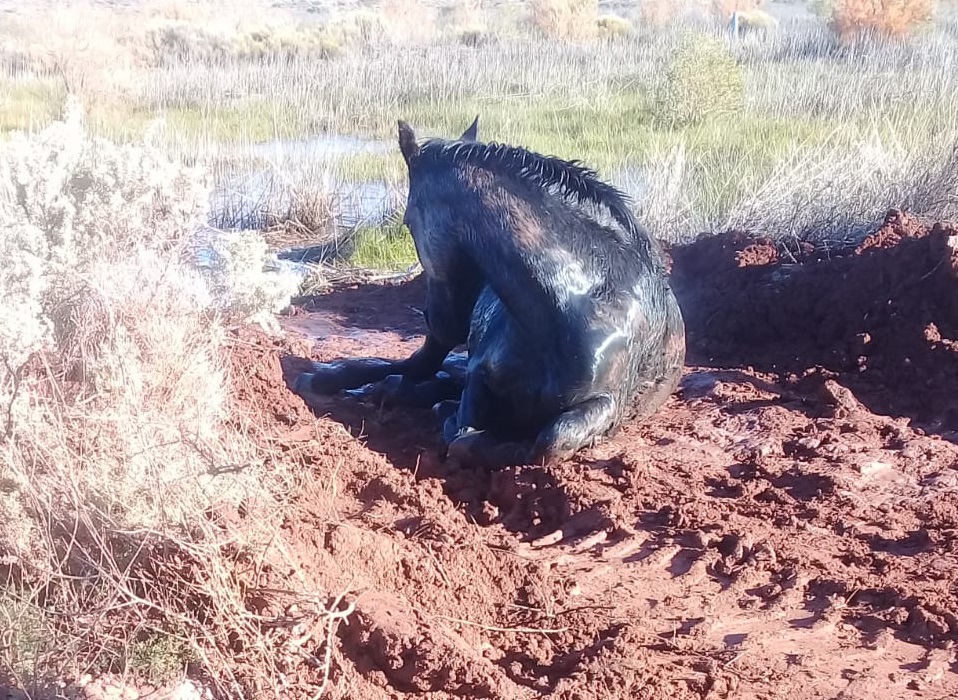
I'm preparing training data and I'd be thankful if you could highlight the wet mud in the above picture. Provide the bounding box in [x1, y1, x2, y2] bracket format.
[222, 209, 958, 699]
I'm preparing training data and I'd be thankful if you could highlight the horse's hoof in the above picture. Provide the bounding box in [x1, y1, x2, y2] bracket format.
[343, 382, 381, 400]
[379, 374, 404, 400]
[296, 363, 350, 395]
[349, 374, 404, 405]
[432, 399, 459, 423]
[446, 428, 485, 464]
[440, 412, 464, 448]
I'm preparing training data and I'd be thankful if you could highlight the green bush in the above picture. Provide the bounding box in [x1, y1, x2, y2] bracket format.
[650, 32, 745, 128]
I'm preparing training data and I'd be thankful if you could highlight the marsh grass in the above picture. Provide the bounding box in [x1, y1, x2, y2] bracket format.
[346, 218, 420, 271]
[0, 78, 64, 135]
[5, 2, 958, 256]
[143, 20, 958, 231]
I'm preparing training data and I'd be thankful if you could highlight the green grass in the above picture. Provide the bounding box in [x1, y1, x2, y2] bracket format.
[332, 93, 829, 177]
[0, 589, 47, 682]
[85, 100, 317, 151]
[347, 220, 419, 271]
[335, 151, 406, 182]
[161, 101, 317, 146]
[5, 6, 958, 250]
[127, 631, 196, 686]
[0, 78, 64, 135]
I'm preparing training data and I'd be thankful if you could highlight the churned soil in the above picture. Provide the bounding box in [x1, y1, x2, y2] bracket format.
[215, 209, 958, 699]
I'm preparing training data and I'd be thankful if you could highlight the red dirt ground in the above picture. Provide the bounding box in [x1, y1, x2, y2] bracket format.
[221, 209, 958, 699]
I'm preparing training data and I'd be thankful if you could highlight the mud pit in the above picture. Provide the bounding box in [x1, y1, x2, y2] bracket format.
[232, 210, 958, 699]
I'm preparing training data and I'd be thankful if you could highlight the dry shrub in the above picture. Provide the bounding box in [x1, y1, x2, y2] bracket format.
[143, 22, 231, 64]
[140, 0, 281, 27]
[734, 8, 780, 32]
[530, 0, 599, 40]
[144, 21, 345, 65]
[438, 0, 488, 43]
[826, 0, 935, 40]
[261, 186, 340, 251]
[1, 3, 142, 97]
[321, 10, 388, 48]
[0, 97, 307, 695]
[0, 95, 295, 553]
[377, 0, 438, 44]
[597, 14, 634, 37]
[639, 0, 683, 25]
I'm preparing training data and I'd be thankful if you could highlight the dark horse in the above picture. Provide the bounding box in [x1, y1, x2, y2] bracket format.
[292, 117, 686, 469]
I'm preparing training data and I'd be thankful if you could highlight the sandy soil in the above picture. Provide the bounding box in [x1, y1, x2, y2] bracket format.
[196, 208, 958, 699]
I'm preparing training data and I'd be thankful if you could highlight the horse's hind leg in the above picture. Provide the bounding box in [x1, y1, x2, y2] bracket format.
[530, 394, 617, 464]
[445, 394, 617, 470]
[439, 365, 495, 447]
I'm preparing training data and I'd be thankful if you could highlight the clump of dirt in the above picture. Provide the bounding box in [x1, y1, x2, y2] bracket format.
[669, 208, 958, 435]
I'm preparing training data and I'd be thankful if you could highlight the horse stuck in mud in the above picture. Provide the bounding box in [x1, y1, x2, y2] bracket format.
[292, 117, 686, 469]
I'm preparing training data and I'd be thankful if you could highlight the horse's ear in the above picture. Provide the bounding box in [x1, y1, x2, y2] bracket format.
[398, 120, 420, 166]
[461, 115, 479, 142]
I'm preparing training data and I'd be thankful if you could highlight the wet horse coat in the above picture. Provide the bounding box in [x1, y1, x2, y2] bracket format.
[293, 118, 686, 469]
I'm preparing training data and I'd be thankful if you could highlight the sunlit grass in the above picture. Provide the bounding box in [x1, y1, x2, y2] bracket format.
[5, 2, 958, 249]
[0, 77, 63, 135]
[347, 219, 419, 271]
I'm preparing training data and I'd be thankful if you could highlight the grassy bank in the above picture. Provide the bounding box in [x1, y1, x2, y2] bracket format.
[4, 1, 958, 264]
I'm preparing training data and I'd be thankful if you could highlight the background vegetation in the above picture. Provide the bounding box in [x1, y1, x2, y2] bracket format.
[4, 0, 957, 271]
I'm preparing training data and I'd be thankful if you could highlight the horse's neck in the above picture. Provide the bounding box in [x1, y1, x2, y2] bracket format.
[460, 223, 574, 342]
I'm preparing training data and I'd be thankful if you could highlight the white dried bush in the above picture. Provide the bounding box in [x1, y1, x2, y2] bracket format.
[193, 227, 305, 332]
[2, 96, 299, 334]
[0, 97, 295, 562]
[0, 218, 50, 369]
[0, 215, 51, 446]
[3, 97, 210, 267]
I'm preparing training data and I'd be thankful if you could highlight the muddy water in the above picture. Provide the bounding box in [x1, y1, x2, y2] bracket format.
[206, 132, 401, 236]
[205, 132, 653, 249]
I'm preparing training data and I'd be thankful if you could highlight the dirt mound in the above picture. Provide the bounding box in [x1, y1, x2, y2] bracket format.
[186, 211, 958, 699]
[669, 209, 958, 437]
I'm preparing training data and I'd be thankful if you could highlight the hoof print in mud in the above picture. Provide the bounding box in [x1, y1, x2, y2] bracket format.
[287, 115, 686, 469]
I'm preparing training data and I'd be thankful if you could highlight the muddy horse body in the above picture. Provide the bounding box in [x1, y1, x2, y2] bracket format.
[293, 118, 686, 469]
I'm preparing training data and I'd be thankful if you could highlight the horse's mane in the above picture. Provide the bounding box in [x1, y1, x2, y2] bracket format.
[417, 138, 646, 246]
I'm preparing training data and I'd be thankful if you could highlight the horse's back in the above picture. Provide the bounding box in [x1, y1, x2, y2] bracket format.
[465, 233, 684, 432]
